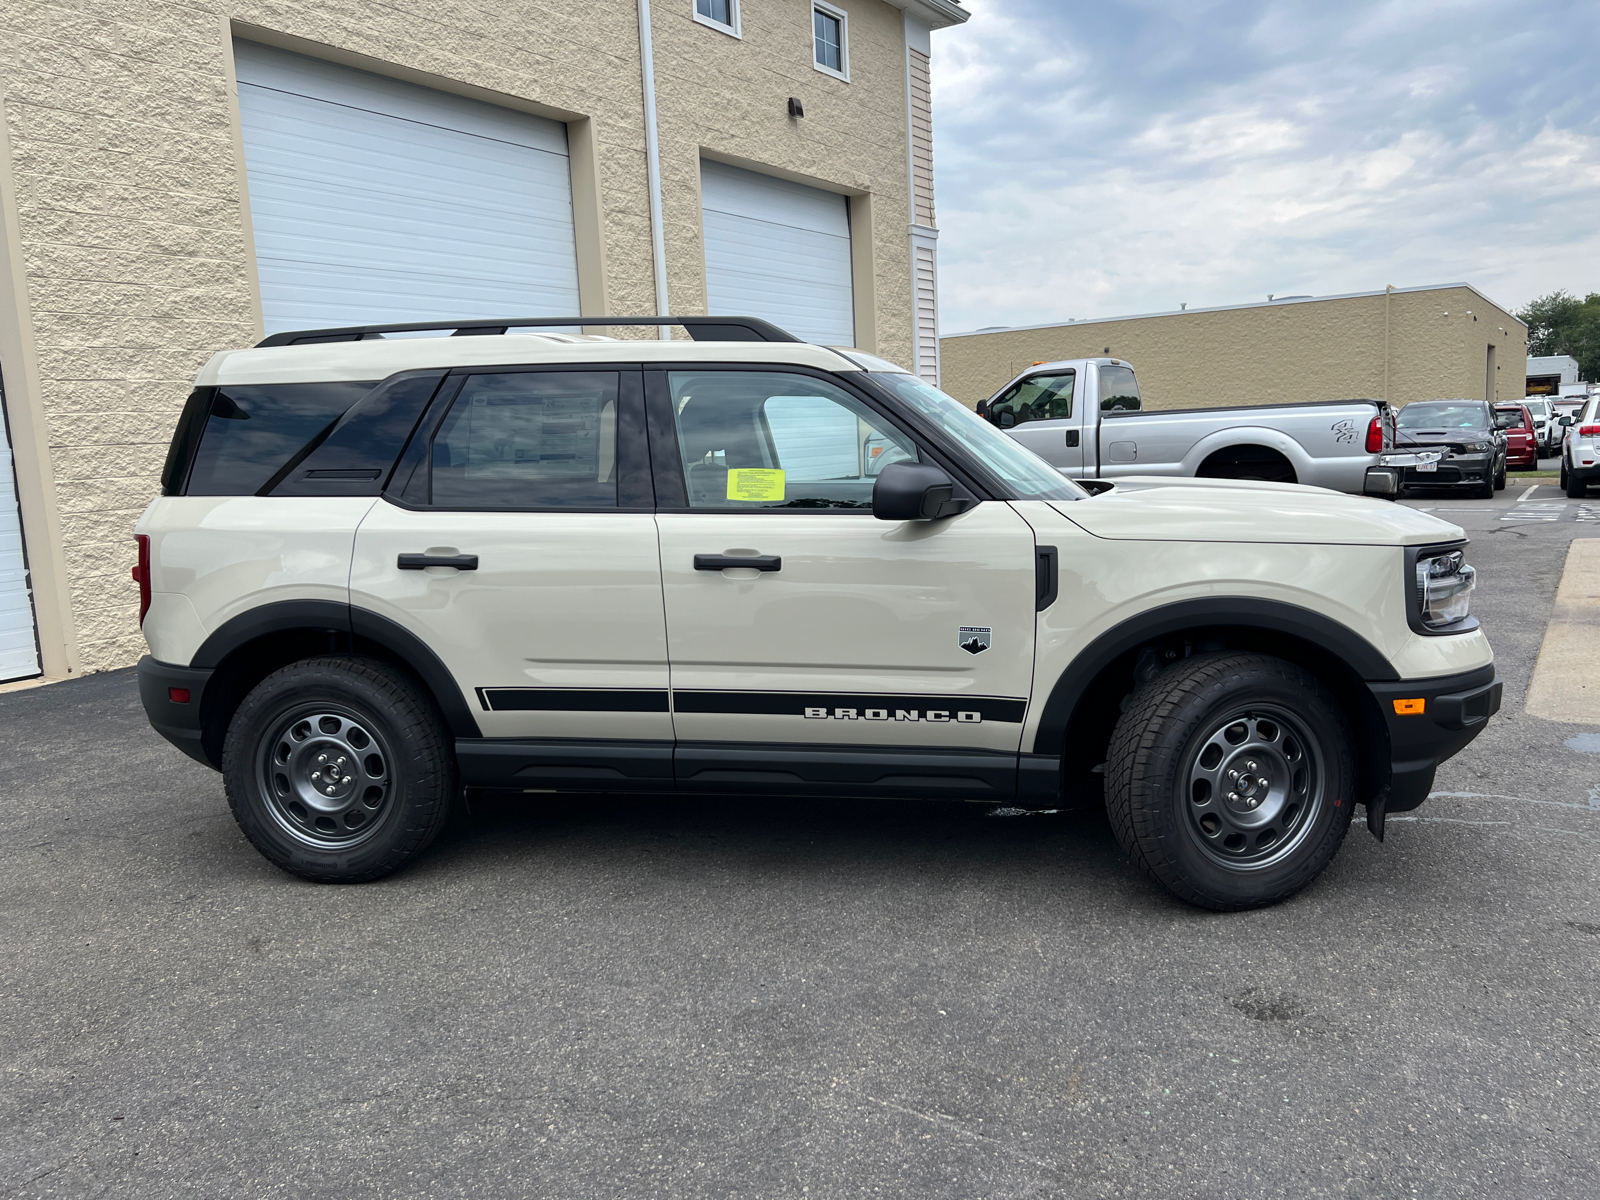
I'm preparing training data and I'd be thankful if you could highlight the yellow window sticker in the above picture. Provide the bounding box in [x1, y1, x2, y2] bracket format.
[726, 468, 785, 502]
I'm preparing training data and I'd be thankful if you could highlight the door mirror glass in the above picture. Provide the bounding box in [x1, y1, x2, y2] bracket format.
[667, 371, 916, 509]
[997, 409, 1016, 428]
[871, 462, 973, 522]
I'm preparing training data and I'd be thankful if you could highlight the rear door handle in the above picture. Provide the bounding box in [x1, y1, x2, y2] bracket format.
[694, 554, 781, 572]
[398, 553, 479, 570]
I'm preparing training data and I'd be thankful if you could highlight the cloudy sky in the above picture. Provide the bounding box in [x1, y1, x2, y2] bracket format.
[931, 0, 1600, 334]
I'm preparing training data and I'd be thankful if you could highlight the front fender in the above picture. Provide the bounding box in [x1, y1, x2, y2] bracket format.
[1029, 595, 1397, 756]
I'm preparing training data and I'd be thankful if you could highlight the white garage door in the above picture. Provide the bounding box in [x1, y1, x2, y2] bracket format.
[701, 160, 854, 346]
[0, 392, 40, 682]
[234, 42, 581, 335]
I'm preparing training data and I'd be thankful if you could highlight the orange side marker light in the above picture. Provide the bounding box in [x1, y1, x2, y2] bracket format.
[1393, 698, 1425, 715]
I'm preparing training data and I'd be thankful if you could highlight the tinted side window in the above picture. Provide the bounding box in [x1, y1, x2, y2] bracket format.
[185, 381, 377, 495]
[424, 372, 619, 509]
[988, 372, 1074, 428]
[669, 371, 915, 509]
[1098, 365, 1141, 412]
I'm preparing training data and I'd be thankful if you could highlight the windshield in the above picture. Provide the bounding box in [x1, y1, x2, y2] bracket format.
[868, 373, 1086, 501]
[1396, 403, 1489, 432]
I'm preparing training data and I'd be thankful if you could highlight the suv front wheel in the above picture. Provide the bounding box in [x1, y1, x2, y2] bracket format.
[222, 656, 457, 883]
[1105, 652, 1355, 910]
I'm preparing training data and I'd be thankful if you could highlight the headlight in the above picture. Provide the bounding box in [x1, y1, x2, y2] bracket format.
[1416, 549, 1476, 629]
[1468, 442, 1490, 452]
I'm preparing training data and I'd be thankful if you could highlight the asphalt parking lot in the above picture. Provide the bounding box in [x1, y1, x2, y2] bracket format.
[4, 479, 1599, 1199]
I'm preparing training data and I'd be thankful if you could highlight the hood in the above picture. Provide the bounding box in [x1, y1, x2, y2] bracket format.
[1053, 478, 1465, 545]
[1393, 430, 1493, 450]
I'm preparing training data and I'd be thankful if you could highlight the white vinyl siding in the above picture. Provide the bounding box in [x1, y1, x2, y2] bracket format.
[908, 47, 935, 226]
[233, 42, 580, 336]
[914, 242, 939, 384]
[0, 394, 40, 681]
[700, 159, 854, 346]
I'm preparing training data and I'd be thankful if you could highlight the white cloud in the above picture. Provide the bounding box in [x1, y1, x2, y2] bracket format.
[931, 0, 1600, 332]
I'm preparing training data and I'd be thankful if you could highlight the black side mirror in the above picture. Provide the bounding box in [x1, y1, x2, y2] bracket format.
[872, 462, 974, 522]
[997, 409, 1016, 428]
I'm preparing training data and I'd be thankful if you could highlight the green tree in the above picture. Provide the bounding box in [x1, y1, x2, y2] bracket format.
[1518, 290, 1600, 381]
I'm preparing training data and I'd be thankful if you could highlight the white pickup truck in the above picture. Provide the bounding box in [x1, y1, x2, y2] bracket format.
[977, 359, 1431, 497]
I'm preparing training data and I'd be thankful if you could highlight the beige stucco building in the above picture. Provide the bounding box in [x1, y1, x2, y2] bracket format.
[0, 0, 967, 682]
[941, 284, 1528, 412]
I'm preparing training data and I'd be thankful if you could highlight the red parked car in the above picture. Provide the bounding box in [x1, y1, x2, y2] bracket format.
[1495, 404, 1538, 470]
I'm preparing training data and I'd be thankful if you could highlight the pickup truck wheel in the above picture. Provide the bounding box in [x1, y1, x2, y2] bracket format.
[221, 656, 457, 883]
[1104, 652, 1354, 911]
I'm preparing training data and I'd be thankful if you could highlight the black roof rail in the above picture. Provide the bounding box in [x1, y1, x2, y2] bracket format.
[254, 315, 802, 348]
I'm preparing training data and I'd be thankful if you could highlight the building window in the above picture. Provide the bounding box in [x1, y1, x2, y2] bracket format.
[694, 0, 740, 37]
[812, 2, 848, 80]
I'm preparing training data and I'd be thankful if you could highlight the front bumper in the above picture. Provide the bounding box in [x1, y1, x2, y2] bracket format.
[1396, 451, 1492, 489]
[1367, 664, 1500, 813]
[137, 655, 218, 769]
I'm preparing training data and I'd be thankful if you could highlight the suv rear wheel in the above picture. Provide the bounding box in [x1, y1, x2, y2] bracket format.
[1105, 652, 1355, 910]
[222, 656, 457, 883]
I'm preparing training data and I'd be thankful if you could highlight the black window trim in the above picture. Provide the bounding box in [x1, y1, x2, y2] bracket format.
[381, 363, 654, 515]
[641, 361, 996, 515]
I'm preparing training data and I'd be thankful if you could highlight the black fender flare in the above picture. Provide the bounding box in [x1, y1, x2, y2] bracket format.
[191, 599, 482, 738]
[1030, 597, 1397, 755]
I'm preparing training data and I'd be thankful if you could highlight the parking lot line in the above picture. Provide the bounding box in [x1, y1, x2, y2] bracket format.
[1518, 485, 1541, 501]
[1502, 502, 1567, 522]
[1525, 538, 1600, 725]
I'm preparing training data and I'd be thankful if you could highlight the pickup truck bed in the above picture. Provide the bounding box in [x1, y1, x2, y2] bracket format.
[983, 358, 1407, 496]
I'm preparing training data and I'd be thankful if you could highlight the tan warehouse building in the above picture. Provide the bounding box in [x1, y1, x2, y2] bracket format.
[0, 0, 968, 682]
[940, 284, 1528, 411]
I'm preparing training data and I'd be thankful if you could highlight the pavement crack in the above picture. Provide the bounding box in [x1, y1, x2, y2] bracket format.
[863, 1094, 1064, 1175]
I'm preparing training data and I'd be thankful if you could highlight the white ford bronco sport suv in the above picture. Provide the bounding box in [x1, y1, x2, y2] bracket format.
[135, 316, 1500, 910]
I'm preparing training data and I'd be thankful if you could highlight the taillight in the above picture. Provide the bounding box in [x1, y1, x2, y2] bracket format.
[1365, 416, 1384, 453]
[1580, 425, 1600, 437]
[133, 534, 151, 624]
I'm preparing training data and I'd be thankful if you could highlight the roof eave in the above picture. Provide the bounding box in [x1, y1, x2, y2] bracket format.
[881, 0, 971, 31]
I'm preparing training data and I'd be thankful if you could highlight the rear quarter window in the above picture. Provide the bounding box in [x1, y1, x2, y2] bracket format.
[183, 381, 378, 495]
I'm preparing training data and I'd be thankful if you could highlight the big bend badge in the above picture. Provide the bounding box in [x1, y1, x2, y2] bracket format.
[958, 626, 992, 655]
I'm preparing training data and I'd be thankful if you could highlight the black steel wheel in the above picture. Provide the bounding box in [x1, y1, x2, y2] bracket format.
[1105, 652, 1355, 910]
[222, 656, 456, 883]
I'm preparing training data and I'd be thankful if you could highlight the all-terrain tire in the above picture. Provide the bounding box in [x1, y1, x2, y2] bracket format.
[222, 656, 457, 883]
[1104, 652, 1355, 911]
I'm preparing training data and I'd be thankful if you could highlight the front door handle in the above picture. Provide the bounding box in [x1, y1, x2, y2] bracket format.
[1065, 428, 1080, 448]
[694, 554, 781, 572]
[398, 553, 479, 570]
